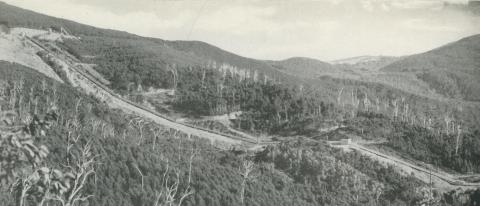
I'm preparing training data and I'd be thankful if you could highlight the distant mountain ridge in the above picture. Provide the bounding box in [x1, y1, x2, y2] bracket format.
[331, 55, 396, 65]
[164, 40, 282, 75]
[0, 1, 135, 38]
[382, 34, 480, 73]
[266, 57, 336, 79]
[381, 34, 480, 101]
[1, 1, 479, 103]
[330, 56, 400, 72]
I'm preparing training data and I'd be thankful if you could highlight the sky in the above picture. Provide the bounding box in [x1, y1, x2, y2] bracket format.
[4, 0, 480, 61]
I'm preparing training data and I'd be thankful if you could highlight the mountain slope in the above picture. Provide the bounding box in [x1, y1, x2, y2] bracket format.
[332, 55, 400, 71]
[381, 35, 480, 101]
[382, 35, 480, 73]
[0, 1, 134, 38]
[0, 2, 281, 82]
[165, 40, 280, 73]
[266, 57, 337, 79]
[1, 1, 480, 131]
[0, 2, 480, 205]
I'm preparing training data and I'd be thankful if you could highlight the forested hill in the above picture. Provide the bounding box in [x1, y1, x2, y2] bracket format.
[1, 1, 480, 130]
[0, 1, 295, 83]
[381, 34, 480, 101]
[331, 56, 400, 71]
[266, 57, 336, 79]
[2, 2, 480, 205]
[0, 1, 134, 38]
[164, 40, 280, 74]
[3, 1, 479, 104]
[382, 34, 480, 73]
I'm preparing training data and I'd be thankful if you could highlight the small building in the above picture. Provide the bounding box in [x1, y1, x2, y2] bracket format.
[340, 138, 352, 145]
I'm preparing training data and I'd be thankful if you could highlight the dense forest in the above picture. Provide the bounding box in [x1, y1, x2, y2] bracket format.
[335, 112, 480, 173]
[382, 34, 480, 101]
[2, 0, 480, 130]
[3, 62, 478, 205]
[169, 64, 480, 175]
[2, 2, 480, 205]
[171, 66, 335, 134]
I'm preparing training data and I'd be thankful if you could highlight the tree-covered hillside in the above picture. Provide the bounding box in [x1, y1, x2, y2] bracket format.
[167, 63, 480, 134]
[2, 1, 478, 130]
[2, 1, 480, 205]
[381, 35, 480, 101]
[336, 112, 480, 173]
[0, 2, 134, 38]
[266, 57, 336, 79]
[1, 61, 458, 206]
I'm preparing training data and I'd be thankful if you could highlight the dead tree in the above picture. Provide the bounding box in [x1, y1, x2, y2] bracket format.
[353, 174, 361, 203]
[129, 118, 146, 145]
[169, 65, 178, 96]
[100, 123, 107, 139]
[127, 82, 135, 99]
[34, 97, 39, 115]
[201, 68, 206, 88]
[154, 159, 194, 206]
[46, 141, 96, 206]
[363, 94, 370, 112]
[351, 89, 360, 118]
[66, 131, 81, 166]
[13, 170, 38, 206]
[455, 124, 462, 155]
[52, 83, 58, 107]
[135, 164, 145, 190]
[74, 98, 82, 120]
[100, 123, 115, 139]
[337, 87, 343, 106]
[137, 120, 146, 143]
[177, 135, 183, 161]
[373, 183, 384, 206]
[41, 79, 47, 95]
[27, 87, 34, 112]
[3, 110, 55, 206]
[89, 119, 101, 133]
[444, 115, 452, 135]
[392, 99, 399, 119]
[427, 118, 432, 130]
[151, 126, 165, 150]
[187, 148, 199, 187]
[403, 103, 409, 122]
[239, 158, 256, 206]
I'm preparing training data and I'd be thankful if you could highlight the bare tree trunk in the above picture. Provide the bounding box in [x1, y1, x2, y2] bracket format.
[239, 159, 255, 205]
[34, 96, 38, 115]
[135, 165, 144, 190]
[455, 124, 462, 155]
[18, 181, 30, 206]
[337, 87, 343, 106]
[444, 115, 451, 135]
[240, 178, 247, 206]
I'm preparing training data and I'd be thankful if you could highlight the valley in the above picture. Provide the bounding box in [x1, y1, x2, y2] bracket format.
[1, 1, 480, 205]
[25, 32, 260, 148]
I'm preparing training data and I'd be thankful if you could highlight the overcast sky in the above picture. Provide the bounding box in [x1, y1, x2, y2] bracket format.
[5, 0, 480, 61]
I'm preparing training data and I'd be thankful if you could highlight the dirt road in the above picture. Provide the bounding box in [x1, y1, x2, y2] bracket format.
[330, 140, 480, 190]
[20, 33, 480, 188]
[26, 36, 260, 148]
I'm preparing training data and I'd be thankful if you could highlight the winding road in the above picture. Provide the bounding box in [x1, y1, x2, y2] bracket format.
[330, 140, 480, 190]
[26, 36, 261, 149]
[25, 34, 480, 189]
